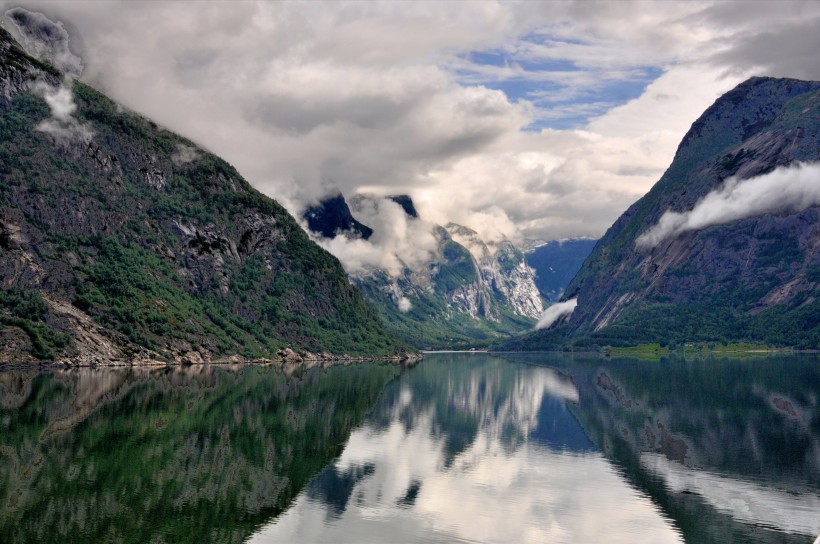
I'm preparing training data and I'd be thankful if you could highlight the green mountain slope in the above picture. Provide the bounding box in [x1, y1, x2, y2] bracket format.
[0, 27, 407, 363]
[503, 77, 820, 351]
[351, 223, 541, 350]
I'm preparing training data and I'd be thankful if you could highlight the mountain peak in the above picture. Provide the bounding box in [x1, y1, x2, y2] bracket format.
[386, 195, 419, 218]
[303, 193, 373, 240]
[507, 76, 820, 350]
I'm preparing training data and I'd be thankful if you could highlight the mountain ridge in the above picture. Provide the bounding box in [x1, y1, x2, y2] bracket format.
[0, 26, 409, 364]
[304, 193, 544, 348]
[502, 76, 820, 350]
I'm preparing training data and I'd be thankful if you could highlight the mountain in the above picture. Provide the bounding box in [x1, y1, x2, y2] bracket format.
[0, 26, 408, 363]
[303, 193, 373, 240]
[504, 77, 820, 350]
[305, 193, 543, 348]
[386, 195, 419, 218]
[524, 239, 597, 302]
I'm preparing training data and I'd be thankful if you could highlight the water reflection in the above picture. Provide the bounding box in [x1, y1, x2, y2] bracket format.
[508, 352, 820, 543]
[2, 353, 817, 543]
[253, 354, 683, 543]
[0, 363, 401, 544]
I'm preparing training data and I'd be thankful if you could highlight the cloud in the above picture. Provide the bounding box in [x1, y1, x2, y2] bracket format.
[313, 197, 439, 277]
[2, 0, 819, 251]
[636, 162, 820, 249]
[535, 298, 577, 330]
[255, 363, 677, 543]
[31, 80, 93, 143]
[170, 143, 201, 166]
[5, 7, 83, 76]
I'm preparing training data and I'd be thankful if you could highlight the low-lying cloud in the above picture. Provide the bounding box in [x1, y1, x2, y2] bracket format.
[636, 162, 820, 249]
[170, 143, 201, 166]
[5, 7, 83, 77]
[313, 196, 439, 277]
[2, 1, 819, 251]
[31, 80, 94, 144]
[5, 9, 92, 145]
[535, 298, 577, 330]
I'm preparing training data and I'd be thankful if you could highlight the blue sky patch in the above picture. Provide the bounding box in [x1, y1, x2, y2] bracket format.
[454, 44, 664, 131]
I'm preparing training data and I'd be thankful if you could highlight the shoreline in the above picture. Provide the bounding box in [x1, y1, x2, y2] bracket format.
[0, 350, 423, 371]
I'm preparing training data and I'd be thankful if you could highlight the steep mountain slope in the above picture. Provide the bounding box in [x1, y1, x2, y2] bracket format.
[505, 77, 820, 350]
[524, 239, 597, 301]
[0, 27, 407, 363]
[305, 194, 543, 348]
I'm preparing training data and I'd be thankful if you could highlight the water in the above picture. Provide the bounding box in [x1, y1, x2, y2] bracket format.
[0, 353, 817, 543]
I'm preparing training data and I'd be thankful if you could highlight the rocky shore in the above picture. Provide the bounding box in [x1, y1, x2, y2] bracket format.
[0, 346, 422, 371]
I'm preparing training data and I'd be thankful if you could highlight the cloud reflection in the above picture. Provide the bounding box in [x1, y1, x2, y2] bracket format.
[641, 453, 820, 537]
[251, 357, 681, 543]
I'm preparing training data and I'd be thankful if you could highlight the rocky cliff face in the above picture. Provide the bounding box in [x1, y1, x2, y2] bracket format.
[445, 223, 543, 319]
[510, 77, 820, 350]
[0, 27, 406, 363]
[303, 193, 373, 240]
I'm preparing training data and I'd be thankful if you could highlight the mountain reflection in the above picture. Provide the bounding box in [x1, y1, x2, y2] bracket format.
[255, 354, 682, 543]
[508, 352, 820, 543]
[3, 353, 817, 543]
[0, 363, 401, 544]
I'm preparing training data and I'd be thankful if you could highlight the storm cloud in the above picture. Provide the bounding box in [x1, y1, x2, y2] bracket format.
[636, 162, 820, 249]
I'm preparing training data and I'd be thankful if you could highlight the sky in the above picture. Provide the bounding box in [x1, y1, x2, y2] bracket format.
[2, 0, 820, 273]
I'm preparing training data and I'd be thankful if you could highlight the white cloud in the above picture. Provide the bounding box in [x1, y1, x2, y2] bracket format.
[636, 162, 820, 249]
[170, 143, 201, 166]
[5, 7, 84, 76]
[313, 197, 439, 276]
[397, 297, 412, 313]
[2, 0, 819, 254]
[251, 363, 679, 543]
[535, 298, 577, 330]
[31, 80, 93, 144]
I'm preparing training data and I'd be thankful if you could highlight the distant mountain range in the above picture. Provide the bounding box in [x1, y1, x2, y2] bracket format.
[523, 239, 596, 302]
[504, 77, 820, 350]
[0, 26, 408, 363]
[303, 193, 547, 348]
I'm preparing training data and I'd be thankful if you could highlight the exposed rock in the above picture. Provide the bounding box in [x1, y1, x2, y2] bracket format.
[0, 27, 409, 363]
[387, 195, 419, 218]
[303, 192, 373, 240]
[278, 348, 302, 363]
[510, 77, 820, 349]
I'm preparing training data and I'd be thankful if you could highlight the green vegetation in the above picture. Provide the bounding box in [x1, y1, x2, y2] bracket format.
[0, 43, 407, 361]
[0, 289, 69, 359]
[498, 296, 820, 352]
[0, 362, 402, 543]
[504, 78, 820, 353]
[550, 351, 820, 542]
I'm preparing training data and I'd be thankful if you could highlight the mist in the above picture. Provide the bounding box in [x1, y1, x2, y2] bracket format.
[5, 7, 83, 76]
[636, 162, 820, 249]
[31, 80, 93, 144]
[535, 298, 577, 330]
[170, 144, 201, 166]
[312, 196, 439, 278]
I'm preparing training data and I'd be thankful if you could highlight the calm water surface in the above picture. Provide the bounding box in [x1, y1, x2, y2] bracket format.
[0, 353, 818, 543]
